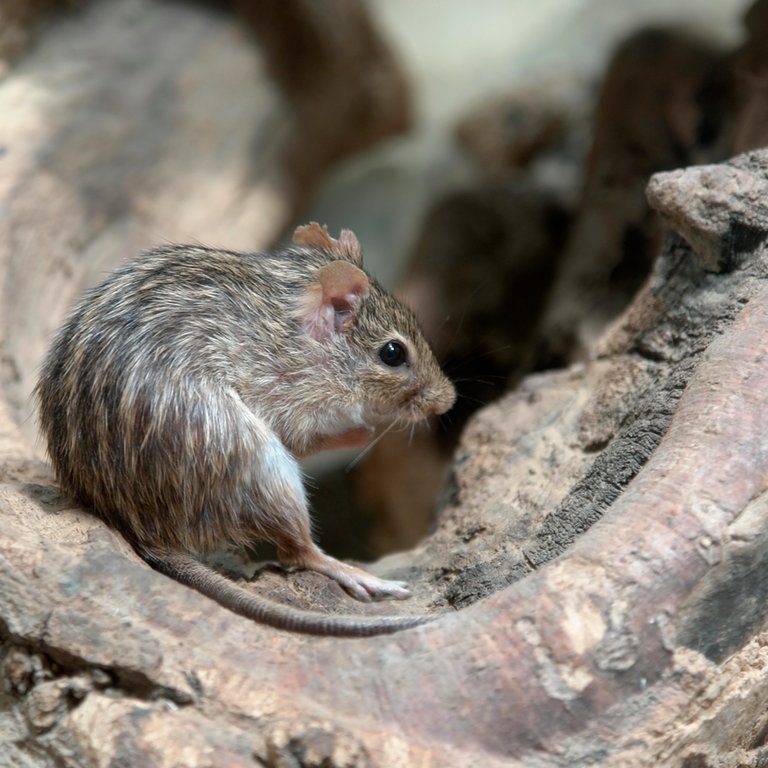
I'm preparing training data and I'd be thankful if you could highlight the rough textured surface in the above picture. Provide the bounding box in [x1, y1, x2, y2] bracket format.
[647, 162, 768, 271]
[5, 1, 768, 765]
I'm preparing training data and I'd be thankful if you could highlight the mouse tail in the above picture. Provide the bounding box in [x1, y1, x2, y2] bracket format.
[140, 549, 429, 637]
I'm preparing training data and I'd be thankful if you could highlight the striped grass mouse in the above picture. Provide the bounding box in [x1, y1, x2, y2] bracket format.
[35, 223, 456, 635]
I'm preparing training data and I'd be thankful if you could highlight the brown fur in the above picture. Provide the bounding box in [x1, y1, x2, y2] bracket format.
[35, 224, 455, 635]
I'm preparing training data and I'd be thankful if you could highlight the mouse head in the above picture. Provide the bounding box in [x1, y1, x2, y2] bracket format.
[293, 223, 456, 425]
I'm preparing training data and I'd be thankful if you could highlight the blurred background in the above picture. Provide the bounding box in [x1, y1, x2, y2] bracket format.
[307, 0, 748, 285]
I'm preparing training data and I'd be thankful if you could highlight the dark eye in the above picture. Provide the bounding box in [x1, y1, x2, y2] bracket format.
[379, 340, 408, 367]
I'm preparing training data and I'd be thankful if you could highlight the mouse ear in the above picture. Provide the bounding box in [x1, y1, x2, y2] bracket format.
[298, 261, 370, 341]
[292, 222, 363, 266]
[337, 228, 363, 266]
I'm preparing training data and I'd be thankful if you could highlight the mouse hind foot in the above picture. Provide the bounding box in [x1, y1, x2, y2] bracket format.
[281, 544, 411, 602]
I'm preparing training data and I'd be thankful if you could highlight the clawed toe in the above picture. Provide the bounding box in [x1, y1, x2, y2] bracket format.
[288, 547, 413, 602]
[340, 568, 411, 602]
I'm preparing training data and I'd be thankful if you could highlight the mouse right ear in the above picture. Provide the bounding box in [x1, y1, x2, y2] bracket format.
[298, 261, 370, 341]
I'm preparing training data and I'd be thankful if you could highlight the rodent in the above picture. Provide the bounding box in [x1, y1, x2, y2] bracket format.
[35, 223, 456, 636]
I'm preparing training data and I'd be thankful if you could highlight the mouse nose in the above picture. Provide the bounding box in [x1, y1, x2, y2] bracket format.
[426, 392, 455, 418]
[434, 380, 457, 415]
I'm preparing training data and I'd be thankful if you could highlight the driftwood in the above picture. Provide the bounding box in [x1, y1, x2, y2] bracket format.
[4, 1, 768, 766]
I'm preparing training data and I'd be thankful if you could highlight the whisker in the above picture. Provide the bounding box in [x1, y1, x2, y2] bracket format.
[449, 375, 507, 387]
[455, 394, 493, 408]
[344, 420, 398, 472]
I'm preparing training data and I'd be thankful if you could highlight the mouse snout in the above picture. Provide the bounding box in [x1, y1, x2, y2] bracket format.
[426, 389, 456, 416]
[403, 377, 456, 420]
[430, 378, 456, 416]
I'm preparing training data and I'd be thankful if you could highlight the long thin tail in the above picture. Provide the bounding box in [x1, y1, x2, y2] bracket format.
[142, 550, 430, 637]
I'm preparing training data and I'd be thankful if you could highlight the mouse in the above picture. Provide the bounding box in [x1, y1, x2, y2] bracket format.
[34, 223, 456, 636]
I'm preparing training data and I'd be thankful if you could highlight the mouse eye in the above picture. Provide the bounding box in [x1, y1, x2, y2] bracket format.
[379, 340, 408, 367]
